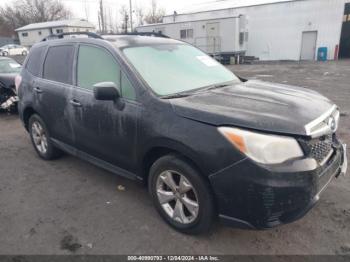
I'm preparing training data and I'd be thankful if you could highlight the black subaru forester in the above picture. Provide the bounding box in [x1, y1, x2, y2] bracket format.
[17, 34, 347, 234]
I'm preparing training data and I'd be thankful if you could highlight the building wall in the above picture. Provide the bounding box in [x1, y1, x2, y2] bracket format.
[18, 28, 51, 47]
[162, 0, 347, 60]
[137, 17, 246, 54]
[18, 26, 95, 47]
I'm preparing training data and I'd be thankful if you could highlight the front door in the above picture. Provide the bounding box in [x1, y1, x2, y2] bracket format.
[300, 31, 317, 60]
[71, 44, 140, 173]
[206, 22, 220, 54]
[35, 44, 75, 146]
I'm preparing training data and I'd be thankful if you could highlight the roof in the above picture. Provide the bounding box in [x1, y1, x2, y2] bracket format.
[34, 35, 183, 50]
[103, 35, 183, 48]
[166, 0, 298, 16]
[15, 19, 95, 32]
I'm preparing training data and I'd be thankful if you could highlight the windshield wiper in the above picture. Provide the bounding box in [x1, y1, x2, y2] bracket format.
[162, 92, 196, 99]
[162, 83, 233, 99]
[201, 83, 232, 92]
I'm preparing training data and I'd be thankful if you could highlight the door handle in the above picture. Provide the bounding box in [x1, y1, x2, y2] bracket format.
[34, 87, 43, 94]
[70, 99, 82, 107]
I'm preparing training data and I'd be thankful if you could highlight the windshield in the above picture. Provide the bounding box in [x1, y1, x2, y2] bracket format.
[0, 59, 21, 74]
[123, 44, 240, 96]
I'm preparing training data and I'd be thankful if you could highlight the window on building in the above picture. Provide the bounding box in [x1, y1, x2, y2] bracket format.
[38, 31, 42, 35]
[22, 32, 28, 37]
[77, 45, 136, 100]
[56, 29, 63, 34]
[239, 32, 244, 45]
[180, 29, 194, 39]
[43, 45, 74, 84]
[26, 46, 45, 76]
[187, 29, 193, 38]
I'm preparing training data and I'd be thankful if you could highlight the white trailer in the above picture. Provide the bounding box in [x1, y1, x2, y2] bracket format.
[136, 16, 247, 64]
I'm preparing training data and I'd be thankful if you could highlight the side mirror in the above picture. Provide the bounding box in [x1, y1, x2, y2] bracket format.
[93, 82, 120, 101]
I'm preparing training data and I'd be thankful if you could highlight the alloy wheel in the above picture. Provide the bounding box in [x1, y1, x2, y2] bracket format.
[156, 170, 199, 224]
[31, 121, 48, 154]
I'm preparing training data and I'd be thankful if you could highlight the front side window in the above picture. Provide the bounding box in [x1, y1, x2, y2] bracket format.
[43, 45, 74, 84]
[77, 45, 120, 91]
[121, 72, 136, 100]
[123, 44, 239, 96]
[77, 45, 136, 100]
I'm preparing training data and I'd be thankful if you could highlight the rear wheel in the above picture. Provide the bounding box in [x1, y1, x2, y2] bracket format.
[22, 50, 27, 56]
[149, 155, 215, 234]
[29, 114, 63, 160]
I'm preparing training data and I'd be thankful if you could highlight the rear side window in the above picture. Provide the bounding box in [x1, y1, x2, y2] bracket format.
[43, 45, 74, 84]
[26, 46, 45, 76]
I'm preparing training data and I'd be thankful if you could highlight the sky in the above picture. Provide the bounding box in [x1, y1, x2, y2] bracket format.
[0, 0, 283, 30]
[0, 0, 209, 29]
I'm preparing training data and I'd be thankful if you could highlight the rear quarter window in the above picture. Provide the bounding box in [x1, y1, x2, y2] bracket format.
[43, 45, 74, 85]
[25, 46, 45, 76]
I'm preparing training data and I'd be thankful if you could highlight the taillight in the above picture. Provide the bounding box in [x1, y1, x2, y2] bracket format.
[15, 75, 22, 93]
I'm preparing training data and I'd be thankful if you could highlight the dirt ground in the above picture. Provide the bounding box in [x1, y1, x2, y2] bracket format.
[0, 60, 349, 255]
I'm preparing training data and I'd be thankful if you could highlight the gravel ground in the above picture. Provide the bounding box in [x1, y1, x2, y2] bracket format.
[0, 60, 349, 255]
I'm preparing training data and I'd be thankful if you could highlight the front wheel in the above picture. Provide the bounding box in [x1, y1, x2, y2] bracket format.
[149, 155, 215, 234]
[29, 114, 63, 160]
[2, 51, 8, 56]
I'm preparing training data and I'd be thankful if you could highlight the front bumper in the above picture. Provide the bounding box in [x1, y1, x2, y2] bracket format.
[209, 143, 347, 229]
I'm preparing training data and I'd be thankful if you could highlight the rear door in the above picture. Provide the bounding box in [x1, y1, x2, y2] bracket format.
[34, 44, 76, 146]
[71, 44, 140, 173]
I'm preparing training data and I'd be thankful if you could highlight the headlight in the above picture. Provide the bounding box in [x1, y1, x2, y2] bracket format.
[218, 127, 304, 164]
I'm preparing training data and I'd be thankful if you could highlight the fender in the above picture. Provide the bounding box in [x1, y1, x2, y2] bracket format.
[138, 137, 207, 178]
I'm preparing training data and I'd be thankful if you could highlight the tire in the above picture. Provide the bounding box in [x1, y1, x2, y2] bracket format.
[149, 154, 215, 234]
[2, 51, 8, 56]
[28, 114, 63, 160]
[22, 50, 27, 56]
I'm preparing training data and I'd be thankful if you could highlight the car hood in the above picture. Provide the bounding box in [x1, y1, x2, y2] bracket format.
[170, 80, 335, 136]
[0, 73, 17, 89]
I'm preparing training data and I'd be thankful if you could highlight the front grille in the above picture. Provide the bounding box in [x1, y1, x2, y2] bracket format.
[306, 135, 334, 164]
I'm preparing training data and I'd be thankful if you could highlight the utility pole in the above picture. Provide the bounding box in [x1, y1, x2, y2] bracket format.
[129, 0, 133, 32]
[99, 0, 105, 34]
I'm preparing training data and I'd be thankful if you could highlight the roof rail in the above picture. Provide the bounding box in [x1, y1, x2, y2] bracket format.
[42, 32, 103, 41]
[120, 32, 170, 38]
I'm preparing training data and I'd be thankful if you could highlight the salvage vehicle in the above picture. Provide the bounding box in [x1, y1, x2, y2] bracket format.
[0, 57, 21, 112]
[17, 33, 347, 234]
[0, 44, 28, 56]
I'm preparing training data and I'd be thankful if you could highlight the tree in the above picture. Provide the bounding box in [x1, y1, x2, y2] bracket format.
[98, 0, 107, 34]
[0, 0, 71, 37]
[120, 5, 129, 34]
[144, 0, 165, 24]
[136, 7, 145, 27]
